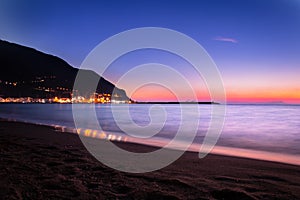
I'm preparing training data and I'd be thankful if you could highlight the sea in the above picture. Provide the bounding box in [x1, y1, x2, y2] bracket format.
[1, 103, 299, 165]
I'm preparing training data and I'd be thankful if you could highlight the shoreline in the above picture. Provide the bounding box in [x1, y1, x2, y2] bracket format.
[1, 120, 300, 199]
[1, 118, 299, 167]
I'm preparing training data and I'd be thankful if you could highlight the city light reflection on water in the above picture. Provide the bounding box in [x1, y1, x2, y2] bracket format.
[53, 126, 128, 142]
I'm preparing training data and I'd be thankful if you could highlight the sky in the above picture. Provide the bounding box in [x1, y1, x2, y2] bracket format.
[1, 0, 300, 103]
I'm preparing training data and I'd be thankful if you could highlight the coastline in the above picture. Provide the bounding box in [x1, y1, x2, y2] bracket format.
[1, 117, 299, 167]
[1, 120, 300, 199]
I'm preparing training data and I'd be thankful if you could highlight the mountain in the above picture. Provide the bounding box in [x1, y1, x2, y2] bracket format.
[0, 40, 129, 100]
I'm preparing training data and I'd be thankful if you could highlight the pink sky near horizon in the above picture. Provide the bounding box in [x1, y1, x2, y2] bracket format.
[130, 86, 300, 104]
[125, 72, 300, 104]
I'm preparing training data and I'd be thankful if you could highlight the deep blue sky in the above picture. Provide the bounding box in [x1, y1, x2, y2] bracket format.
[1, 0, 300, 102]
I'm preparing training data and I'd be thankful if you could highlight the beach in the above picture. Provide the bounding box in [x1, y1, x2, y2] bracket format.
[1, 120, 300, 200]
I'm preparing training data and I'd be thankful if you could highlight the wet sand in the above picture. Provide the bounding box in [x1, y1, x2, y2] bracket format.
[1, 120, 300, 199]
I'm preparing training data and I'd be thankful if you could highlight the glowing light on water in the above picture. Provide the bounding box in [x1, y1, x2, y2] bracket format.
[71, 128, 127, 142]
[99, 132, 107, 139]
[92, 130, 98, 138]
[84, 129, 92, 137]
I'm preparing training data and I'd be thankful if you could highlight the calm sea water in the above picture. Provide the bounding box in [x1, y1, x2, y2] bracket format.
[1, 104, 300, 164]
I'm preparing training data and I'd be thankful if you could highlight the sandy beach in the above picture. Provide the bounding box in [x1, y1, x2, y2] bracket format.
[1, 120, 300, 200]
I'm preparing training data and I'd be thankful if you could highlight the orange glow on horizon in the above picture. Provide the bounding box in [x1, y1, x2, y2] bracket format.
[129, 84, 212, 102]
[129, 85, 300, 104]
[130, 85, 180, 102]
[225, 87, 300, 103]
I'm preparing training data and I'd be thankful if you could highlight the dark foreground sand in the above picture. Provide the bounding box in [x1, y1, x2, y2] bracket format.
[1, 121, 300, 200]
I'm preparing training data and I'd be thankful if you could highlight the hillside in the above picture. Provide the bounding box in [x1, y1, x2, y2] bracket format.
[0, 40, 128, 100]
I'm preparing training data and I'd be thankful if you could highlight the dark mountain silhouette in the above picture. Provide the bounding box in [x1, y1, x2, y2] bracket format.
[0, 40, 129, 100]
